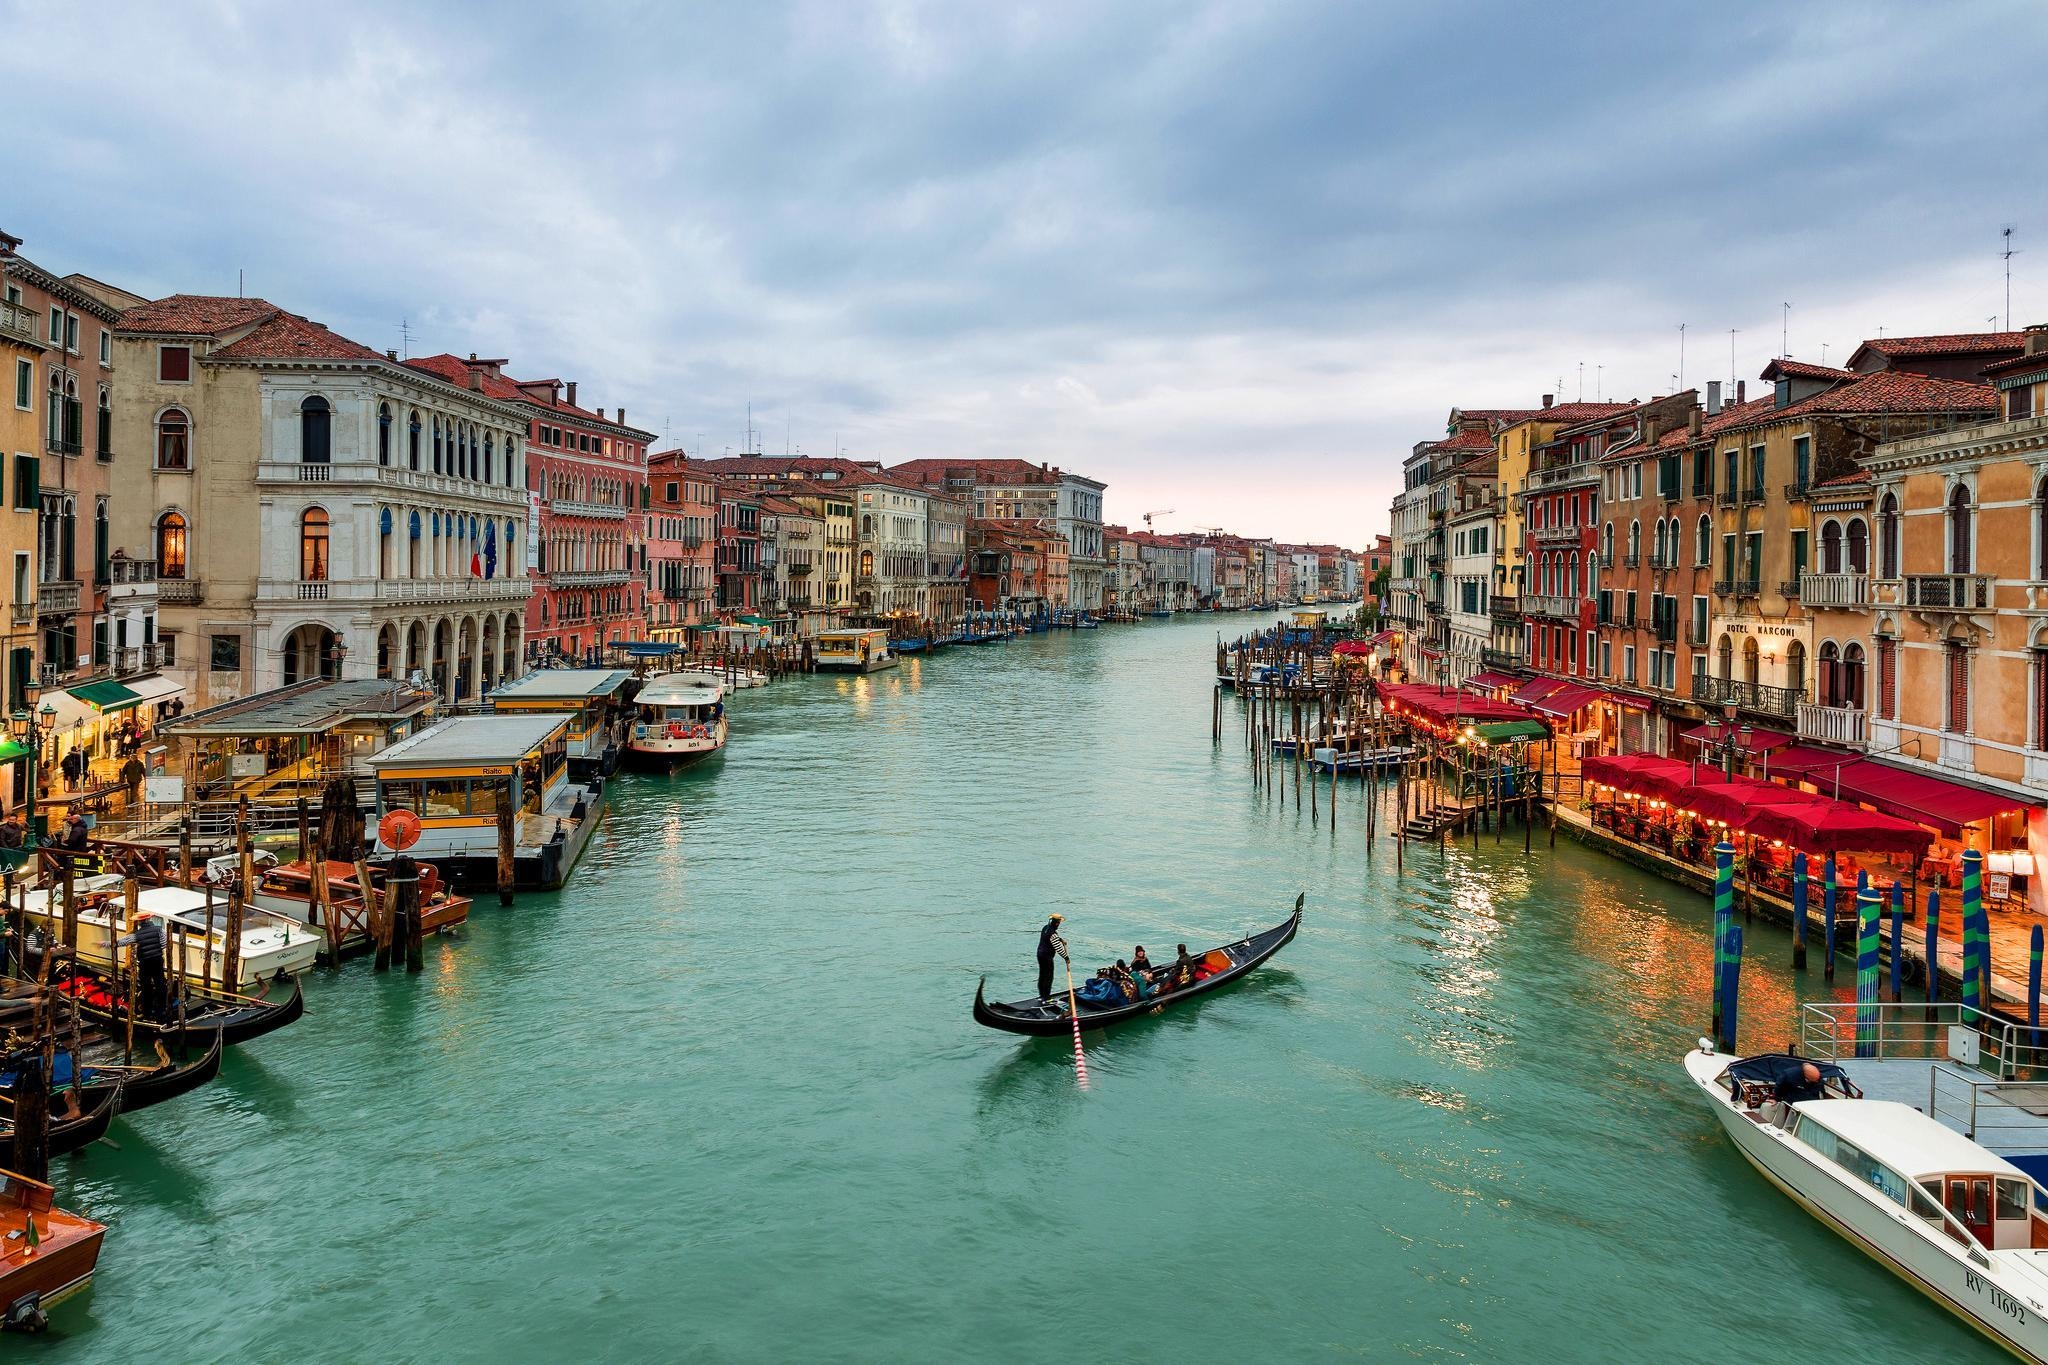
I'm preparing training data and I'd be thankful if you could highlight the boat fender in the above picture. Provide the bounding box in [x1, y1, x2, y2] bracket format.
[1697, 1035, 1716, 1056]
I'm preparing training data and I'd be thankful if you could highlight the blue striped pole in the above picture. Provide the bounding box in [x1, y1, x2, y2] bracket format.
[1713, 842, 1734, 1050]
[1856, 885, 1881, 1058]
[1723, 925, 1744, 1054]
[1963, 848, 1987, 1015]
[1926, 889, 1942, 1004]
[1791, 851, 1809, 971]
[1822, 854, 1838, 982]
[1890, 887, 1905, 1003]
[2030, 925, 2043, 1053]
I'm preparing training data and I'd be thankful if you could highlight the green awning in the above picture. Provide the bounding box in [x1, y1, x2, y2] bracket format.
[0, 740, 28, 766]
[69, 680, 142, 711]
[1474, 720, 1549, 743]
[735, 615, 774, 626]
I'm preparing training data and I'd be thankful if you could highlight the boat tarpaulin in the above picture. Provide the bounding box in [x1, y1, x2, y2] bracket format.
[620, 641, 680, 657]
[1680, 723, 1794, 754]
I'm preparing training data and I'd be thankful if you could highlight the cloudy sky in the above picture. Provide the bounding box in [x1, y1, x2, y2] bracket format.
[8, 1, 2043, 544]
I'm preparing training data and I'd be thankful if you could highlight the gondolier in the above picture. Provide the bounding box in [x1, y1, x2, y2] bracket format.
[1036, 913, 1067, 1002]
[115, 912, 168, 1021]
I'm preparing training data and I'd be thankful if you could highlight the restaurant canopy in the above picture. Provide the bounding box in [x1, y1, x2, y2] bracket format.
[1815, 759, 2025, 838]
[1472, 719, 1550, 743]
[1528, 683, 1606, 717]
[1511, 677, 1568, 705]
[1757, 744, 1856, 779]
[1743, 800, 1933, 858]
[1331, 640, 1375, 657]
[1583, 752, 1936, 856]
[1378, 683, 1546, 730]
[1680, 723, 1793, 754]
[1463, 670, 1518, 689]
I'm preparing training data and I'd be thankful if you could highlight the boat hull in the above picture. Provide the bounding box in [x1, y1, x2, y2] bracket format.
[1686, 1052, 2048, 1362]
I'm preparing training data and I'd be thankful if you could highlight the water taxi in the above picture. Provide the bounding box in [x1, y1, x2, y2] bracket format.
[242, 855, 472, 951]
[16, 878, 319, 988]
[815, 628, 895, 673]
[626, 674, 727, 770]
[1688, 1002, 2048, 1361]
[488, 669, 632, 777]
[0, 1169, 105, 1332]
[368, 715, 604, 890]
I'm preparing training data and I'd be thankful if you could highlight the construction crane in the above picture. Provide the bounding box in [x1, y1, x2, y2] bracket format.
[1141, 508, 1175, 530]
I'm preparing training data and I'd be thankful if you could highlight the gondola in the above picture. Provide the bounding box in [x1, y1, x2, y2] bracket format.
[0, 1032, 219, 1119]
[972, 894, 1302, 1036]
[98, 1031, 223, 1113]
[52, 971, 304, 1048]
[0, 1084, 120, 1159]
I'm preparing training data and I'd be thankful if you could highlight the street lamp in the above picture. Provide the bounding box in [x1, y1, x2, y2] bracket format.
[10, 687, 57, 844]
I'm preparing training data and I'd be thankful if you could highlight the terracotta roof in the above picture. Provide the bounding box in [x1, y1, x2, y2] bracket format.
[889, 458, 1064, 486]
[1451, 408, 1541, 425]
[1775, 371, 1998, 419]
[207, 312, 386, 363]
[405, 353, 527, 402]
[1527, 402, 1638, 430]
[117, 295, 278, 335]
[1432, 430, 1496, 453]
[1816, 469, 1872, 488]
[1981, 348, 2048, 377]
[1853, 331, 2028, 359]
[694, 455, 884, 480]
[1761, 358, 1855, 382]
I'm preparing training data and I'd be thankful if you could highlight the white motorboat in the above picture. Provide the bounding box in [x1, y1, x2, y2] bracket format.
[17, 877, 319, 989]
[626, 674, 727, 769]
[1687, 1022, 2048, 1362]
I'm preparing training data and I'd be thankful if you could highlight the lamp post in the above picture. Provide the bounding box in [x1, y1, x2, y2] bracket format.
[11, 688, 58, 845]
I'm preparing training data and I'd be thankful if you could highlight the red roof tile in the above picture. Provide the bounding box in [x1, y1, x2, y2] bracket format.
[1761, 357, 1855, 382]
[207, 312, 386, 363]
[1432, 430, 1496, 453]
[405, 353, 528, 402]
[1853, 331, 2028, 358]
[1773, 371, 1998, 419]
[1981, 347, 2048, 377]
[117, 295, 279, 335]
[888, 458, 1064, 486]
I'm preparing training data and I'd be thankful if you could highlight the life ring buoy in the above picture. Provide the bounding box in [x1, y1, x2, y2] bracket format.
[666, 721, 687, 739]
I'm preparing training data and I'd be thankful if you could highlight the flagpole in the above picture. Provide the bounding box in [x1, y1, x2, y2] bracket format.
[1062, 951, 1090, 1091]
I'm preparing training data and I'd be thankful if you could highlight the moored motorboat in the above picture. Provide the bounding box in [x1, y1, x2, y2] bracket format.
[1687, 1039, 2048, 1361]
[625, 674, 727, 770]
[0, 1168, 106, 1332]
[973, 895, 1302, 1036]
[1309, 745, 1414, 773]
[16, 880, 318, 989]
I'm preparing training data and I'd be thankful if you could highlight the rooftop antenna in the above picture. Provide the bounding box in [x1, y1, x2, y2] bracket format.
[2003, 226, 2019, 330]
[1820, 342, 1829, 366]
[1781, 302, 1791, 358]
[238, 268, 244, 299]
[1677, 322, 1686, 389]
[1728, 329, 1739, 391]
[1596, 364, 1604, 402]
[397, 317, 414, 359]
[1576, 362, 1584, 403]
[785, 409, 792, 458]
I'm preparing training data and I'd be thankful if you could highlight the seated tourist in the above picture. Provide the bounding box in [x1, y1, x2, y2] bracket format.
[1131, 946, 1152, 976]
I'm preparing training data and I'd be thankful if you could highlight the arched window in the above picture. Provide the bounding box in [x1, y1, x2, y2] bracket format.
[1717, 634, 1733, 680]
[1652, 520, 1667, 564]
[378, 403, 392, 467]
[300, 395, 331, 464]
[2035, 476, 2048, 581]
[1571, 552, 1582, 595]
[1819, 519, 1841, 573]
[1879, 491, 1901, 579]
[156, 408, 191, 471]
[1626, 521, 1640, 562]
[1818, 640, 1841, 707]
[860, 549, 874, 576]
[1945, 637, 1971, 732]
[1742, 637, 1759, 687]
[1845, 518, 1868, 574]
[1601, 522, 1614, 562]
[301, 507, 330, 581]
[155, 511, 187, 579]
[1949, 484, 1973, 572]
[95, 386, 111, 458]
[1695, 514, 1711, 566]
[1842, 641, 1866, 709]
[483, 434, 494, 484]
[1785, 640, 1806, 700]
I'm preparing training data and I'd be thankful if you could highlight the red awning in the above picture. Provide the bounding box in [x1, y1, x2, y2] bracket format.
[1758, 744, 1857, 778]
[1581, 753, 1697, 801]
[1817, 759, 2027, 838]
[1679, 723, 1794, 754]
[1463, 670, 1517, 689]
[1331, 640, 1374, 657]
[1529, 683, 1605, 717]
[1511, 677, 1568, 705]
[1744, 799, 1933, 858]
[1364, 629, 1398, 645]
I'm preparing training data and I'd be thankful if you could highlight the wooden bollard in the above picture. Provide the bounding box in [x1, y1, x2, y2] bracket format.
[222, 883, 245, 994]
[9, 1051, 49, 1183]
[399, 859, 423, 973]
[496, 801, 516, 908]
[60, 860, 77, 952]
[178, 818, 194, 889]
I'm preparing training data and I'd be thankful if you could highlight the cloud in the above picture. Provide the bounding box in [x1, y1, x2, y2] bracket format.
[4, 0, 2043, 541]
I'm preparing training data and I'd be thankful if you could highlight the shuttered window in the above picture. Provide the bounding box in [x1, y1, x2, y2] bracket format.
[12, 454, 37, 510]
[1877, 637, 1897, 722]
[1946, 644, 1969, 733]
[2036, 651, 2048, 751]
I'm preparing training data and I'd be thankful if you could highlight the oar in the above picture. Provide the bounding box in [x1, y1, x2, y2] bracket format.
[1061, 951, 1090, 1092]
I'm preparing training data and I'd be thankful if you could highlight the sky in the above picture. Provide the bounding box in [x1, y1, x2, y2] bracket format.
[6, 0, 2044, 546]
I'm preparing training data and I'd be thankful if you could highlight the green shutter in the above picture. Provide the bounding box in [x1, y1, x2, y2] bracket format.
[59, 507, 74, 580]
[7, 647, 29, 712]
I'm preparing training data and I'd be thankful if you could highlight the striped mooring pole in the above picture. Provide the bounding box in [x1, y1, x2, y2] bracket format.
[1721, 925, 1743, 1054]
[1889, 881, 1905, 1003]
[2030, 924, 2043, 1053]
[1791, 852, 1809, 972]
[1713, 842, 1735, 1052]
[1962, 848, 1987, 1015]
[1926, 889, 1942, 1005]
[1856, 884, 1881, 1059]
[1822, 854, 1838, 983]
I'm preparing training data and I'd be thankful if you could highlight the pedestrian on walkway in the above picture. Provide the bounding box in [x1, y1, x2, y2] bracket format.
[60, 748, 83, 790]
[120, 755, 147, 806]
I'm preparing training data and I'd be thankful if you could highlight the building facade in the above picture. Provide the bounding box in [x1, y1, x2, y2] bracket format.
[647, 449, 718, 641]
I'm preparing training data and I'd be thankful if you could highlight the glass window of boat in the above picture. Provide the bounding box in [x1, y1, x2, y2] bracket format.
[468, 779, 508, 818]
[1998, 1178, 2030, 1223]
[1790, 1116, 1908, 1206]
[381, 779, 423, 814]
[1911, 1180, 1945, 1223]
[422, 778, 469, 817]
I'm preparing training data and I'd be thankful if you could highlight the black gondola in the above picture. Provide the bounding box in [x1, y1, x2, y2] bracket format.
[54, 973, 304, 1048]
[0, 1084, 120, 1159]
[972, 894, 1303, 1036]
[100, 1031, 224, 1113]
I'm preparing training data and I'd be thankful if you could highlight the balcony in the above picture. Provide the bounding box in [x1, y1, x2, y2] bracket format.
[1524, 593, 1579, 619]
[44, 436, 80, 458]
[1691, 479, 1712, 499]
[1717, 490, 1738, 508]
[550, 499, 629, 521]
[1488, 595, 1522, 622]
[1622, 552, 1640, 569]
[1531, 463, 1596, 489]
[157, 578, 204, 604]
[35, 580, 80, 616]
[112, 643, 166, 677]
[1688, 625, 1708, 646]
[1797, 701, 1869, 748]
[1799, 572, 1870, 608]
[1654, 619, 1678, 643]
[1598, 609, 1639, 630]
[1480, 647, 1523, 672]
[378, 576, 532, 605]
[1903, 574, 1992, 612]
[1784, 481, 1811, 501]
[1740, 485, 1766, 505]
[552, 569, 632, 589]
[255, 461, 527, 507]
[0, 302, 41, 348]
[1531, 524, 1581, 546]
[1425, 551, 1445, 568]
[1691, 675, 1801, 719]
[8, 601, 28, 627]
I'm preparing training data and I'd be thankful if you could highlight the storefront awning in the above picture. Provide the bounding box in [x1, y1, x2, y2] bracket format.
[1510, 677, 1568, 705]
[123, 674, 183, 705]
[68, 680, 141, 712]
[1528, 683, 1605, 717]
[1473, 719, 1549, 743]
[1680, 723, 1794, 754]
[0, 740, 29, 767]
[1759, 745, 1858, 779]
[1464, 670, 1517, 689]
[1818, 760, 2026, 839]
[1744, 799, 1933, 858]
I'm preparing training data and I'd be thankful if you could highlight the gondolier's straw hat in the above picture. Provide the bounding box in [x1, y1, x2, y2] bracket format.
[1048, 913, 1063, 921]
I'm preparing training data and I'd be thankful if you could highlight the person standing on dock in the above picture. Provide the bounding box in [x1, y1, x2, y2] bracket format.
[1037, 913, 1068, 1002]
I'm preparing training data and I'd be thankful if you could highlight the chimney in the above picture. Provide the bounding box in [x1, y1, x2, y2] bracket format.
[467, 369, 482, 392]
[1705, 380, 1722, 416]
[1736, 380, 1746, 404]
[565, 381, 578, 408]
[468, 351, 477, 362]
[386, 349, 398, 361]
[1541, 393, 1554, 409]
[1643, 417, 1661, 446]
[2026, 324, 2048, 356]
[1687, 410, 1702, 437]
[596, 407, 606, 421]
[617, 408, 626, 426]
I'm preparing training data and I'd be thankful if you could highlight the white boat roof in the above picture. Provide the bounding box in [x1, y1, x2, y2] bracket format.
[1797, 1099, 2032, 1182]
[371, 715, 566, 767]
[817, 628, 887, 639]
[490, 669, 630, 702]
[636, 679, 722, 704]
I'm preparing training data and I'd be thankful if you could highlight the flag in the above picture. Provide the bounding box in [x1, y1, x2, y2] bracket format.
[22, 1213, 36, 1252]
[470, 550, 482, 578]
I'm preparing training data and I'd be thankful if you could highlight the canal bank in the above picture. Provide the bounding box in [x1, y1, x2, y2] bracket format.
[38, 615, 2005, 1362]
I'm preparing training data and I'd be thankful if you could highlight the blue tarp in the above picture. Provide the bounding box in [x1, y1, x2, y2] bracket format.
[621, 641, 680, 657]
[1077, 977, 1126, 1007]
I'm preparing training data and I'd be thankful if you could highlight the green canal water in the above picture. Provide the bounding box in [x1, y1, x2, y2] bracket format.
[36, 616, 2007, 1362]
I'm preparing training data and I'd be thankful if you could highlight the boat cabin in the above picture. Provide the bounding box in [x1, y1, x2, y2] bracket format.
[488, 669, 631, 776]
[1787, 1099, 2048, 1252]
[815, 628, 894, 673]
[634, 678, 722, 729]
